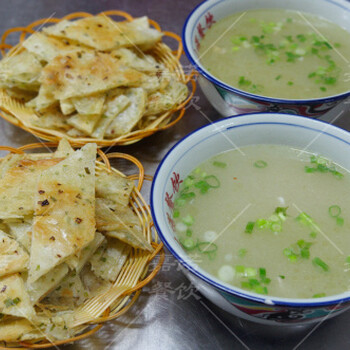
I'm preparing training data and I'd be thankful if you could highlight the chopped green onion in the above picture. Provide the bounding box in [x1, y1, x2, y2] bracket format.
[256, 218, 269, 229]
[239, 265, 270, 293]
[287, 81, 294, 86]
[251, 207, 289, 234]
[331, 170, 344, 179]
[241, 281, 251, 289]
[275, 207, 288, 217]
[271, 223, 282, 232]
[259, 267, 266, 278]
[283, 248, 294, 257]
[305, 166, 317, 173]
[183, 177, 195, 188]
[328, 205, 341, 217]
[296, 34, 307, 42]
[261, 277, 271, 285]
[194, 180, 210, 194]
[300, 248, 310, 259]
[248, 278, 260, 286]
[4, 297, 21, 307]
[320, 87, 327, 92]
[182, 214, 194, 226]
[317, 157, 328, 166]
[245, 267, 258, 277]
[286, 52, 299, 62]
[279, 275, 285, 279]
[309, 232, 317, 239]
[254, 160, 267, 168]
[245, 221, 255, 234]
[173, 209, 180, 218]
[308, 72, 317, 78]
[283, 248, 298, 262]
[289, 255, 298, 262]
[310, 155, 318, 163]
[336, 217, 344, 226]
[241, 279, 268, 294]
[235, 265, 245, 274]
[238, 76, 252, 86]
[285, 245, 303, 260]
[313, 293, 326, 298]
[275, 74, 282, 80]
[204, 175, 220, 188]
[179, 191, 196, 200]
[317, 164, 329, 173]
[251, 36, 260, 43]
[284, 240, 312, 261]
[213, 161, 227, 168]
[254, 285, 268, 295]
[186, 229, 192, 237]
[286, 18, 293, 23]
[312, 257, 329, 272]
[324, 77, 337, 85]
[296, 212, 315, 228]
[297, 240, 312, 249]
[236, 266, 257, 277]
[346, 256, 350, 264]
[174, 198, 186, 207]
[306, 155, 344, 178]
[3, 298, 13, 308]
[181, 238, 196, 251]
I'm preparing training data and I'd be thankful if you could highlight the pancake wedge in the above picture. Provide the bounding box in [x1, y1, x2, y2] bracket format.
[0, 273, 35, 320]
[38, 51, 146, 100]
[43, 16, 162, 51]
[28, 143, 96, 283]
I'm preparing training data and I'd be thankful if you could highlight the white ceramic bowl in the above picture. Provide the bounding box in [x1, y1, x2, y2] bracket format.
[151, 113, 350, 325]
[183, 0, 350, 117]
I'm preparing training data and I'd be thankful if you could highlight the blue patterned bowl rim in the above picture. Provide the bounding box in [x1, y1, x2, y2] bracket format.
[182, 0, 350, 104]
[151, 112, 350, 308]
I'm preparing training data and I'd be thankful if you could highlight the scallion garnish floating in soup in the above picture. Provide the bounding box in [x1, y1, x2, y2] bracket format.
[173, 145, 350, 299]
[198, 9, 350, 99]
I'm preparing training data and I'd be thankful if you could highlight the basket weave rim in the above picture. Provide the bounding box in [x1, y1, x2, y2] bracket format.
[0, 10, 197, 147]
[0, 141, 164, 349]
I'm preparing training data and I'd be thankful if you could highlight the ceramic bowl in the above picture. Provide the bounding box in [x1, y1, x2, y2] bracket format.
[151, 113, 350, 325]
[182, 0, 350, 118]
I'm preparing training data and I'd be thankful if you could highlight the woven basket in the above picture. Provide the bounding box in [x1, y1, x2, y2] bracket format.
[0, 142, 164, 349]
[0, 10, 196, 147]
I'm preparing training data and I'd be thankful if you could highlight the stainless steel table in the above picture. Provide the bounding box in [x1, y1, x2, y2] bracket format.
[0, 1, 349, 349]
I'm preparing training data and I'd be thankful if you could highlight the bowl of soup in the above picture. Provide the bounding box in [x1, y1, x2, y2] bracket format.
[151, 113, 350, 325]
[182, 0, 350, 117]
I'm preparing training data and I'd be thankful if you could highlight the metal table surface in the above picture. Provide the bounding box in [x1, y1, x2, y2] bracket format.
[0, 0, 350, 349]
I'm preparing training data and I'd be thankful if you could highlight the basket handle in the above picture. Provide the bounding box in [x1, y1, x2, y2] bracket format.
[106, 152, 145, 191]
